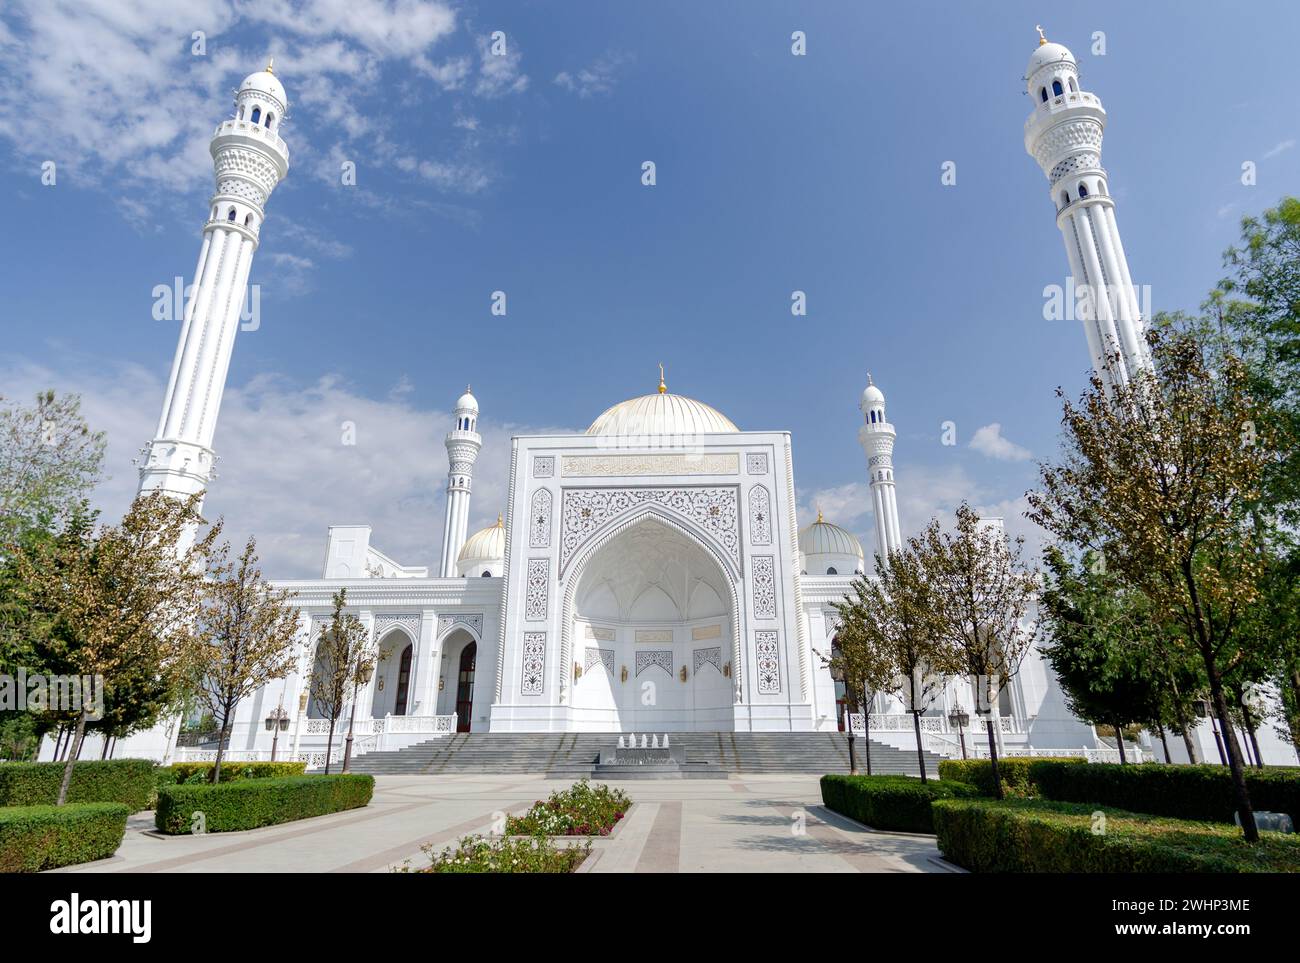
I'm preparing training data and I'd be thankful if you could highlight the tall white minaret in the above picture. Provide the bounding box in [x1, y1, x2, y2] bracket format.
[858, 375, 902, 562]
[137, 62, 290, 507]
[1023, 28, 1148, 388]
[439, 387, 482, 577]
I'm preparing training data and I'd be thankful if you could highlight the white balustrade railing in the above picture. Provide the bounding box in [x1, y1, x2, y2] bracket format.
[848, 712, 1022, 737]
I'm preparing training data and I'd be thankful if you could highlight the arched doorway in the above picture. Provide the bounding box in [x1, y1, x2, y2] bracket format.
[393, 644, 413, 716]
[455, 641, 476, 732]
[569, 515, 736, 731]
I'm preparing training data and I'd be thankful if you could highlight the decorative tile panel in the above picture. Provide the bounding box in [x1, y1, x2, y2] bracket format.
[692, 623, 721, 641]
[560, 487, 739, 575]
[745, 452, 769, 475]
[748, 484, 772, 545]
[756, 631, 780, 694]
[752, 555, 777, 619]
[529, 488, 552, 548]
[635, 629, 672, 643]
[525, 559, 549, 621]
[635, 650, 674, 677]
[522, 633, 546, 695]
[533, 456, 554, 478]
[693, 646, 722, 674]
[584, 648, 614, 676]
[584, 624, 615, 641]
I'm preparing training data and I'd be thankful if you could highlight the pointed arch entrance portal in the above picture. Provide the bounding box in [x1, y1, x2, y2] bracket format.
[568, 515, 737, 731]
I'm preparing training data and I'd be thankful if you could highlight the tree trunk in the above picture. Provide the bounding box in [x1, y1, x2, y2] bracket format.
[100, 735, 109, 760]
[1114, 723, 1127, 764]
[343, 680, 360, 774]
[985, 721, 1002, 800]
[52, 726, 65, 761]
[1157, 724, 1172, 764]
[911, 711, 928, 783]
[57, 710, 88, 806]
[863, 706, 872, 776]
[324, 718, 336, 774]
[1209, 675, 1257, 841]
[1238, 693, 1264, 769]
[211, 708, 232, 784]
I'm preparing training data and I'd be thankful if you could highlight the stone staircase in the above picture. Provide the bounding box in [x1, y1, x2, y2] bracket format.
[344, 731, 941, 777]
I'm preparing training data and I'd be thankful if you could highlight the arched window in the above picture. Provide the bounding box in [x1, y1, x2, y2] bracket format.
[826, 567, 838, 576]
[244, 213, 253, 226]
[265, 112, 274, 129]
[1052, 80, 1063, 97]
[1068, 77, 1077, 93]
[393, 644, 413, 715]
[1078, 183, 1089, 197]
[251, 106, 261, 125]
[481, 570, 491, 577]
[1040, 87, 1048, 102]
[1061, 191, 1070, 207]
[227, 208, 236, 221]
[237, 105, 244, 120]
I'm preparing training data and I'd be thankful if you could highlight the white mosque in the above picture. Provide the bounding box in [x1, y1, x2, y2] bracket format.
[68, 35, 1296, 768]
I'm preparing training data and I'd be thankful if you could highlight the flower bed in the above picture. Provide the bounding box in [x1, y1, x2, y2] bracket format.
[505, 780, 631, 837]
[405, 834, 591, 873]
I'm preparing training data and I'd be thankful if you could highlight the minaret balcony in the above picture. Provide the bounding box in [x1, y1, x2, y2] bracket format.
[210, 119, 290, 170]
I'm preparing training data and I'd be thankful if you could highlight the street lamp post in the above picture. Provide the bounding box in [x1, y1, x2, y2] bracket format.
[264, 704, 290, 761]
[830, 662, 857, 775]
[947, 703, 970, 760]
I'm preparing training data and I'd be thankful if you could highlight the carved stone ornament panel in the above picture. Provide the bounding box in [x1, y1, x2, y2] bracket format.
[584, 648, 614, 676]
[635, 650, 674, 677]
[437, 613, 483, 638]
[693, 646, 722, 675]
[522, 633, 546, 695]
[748, 484, 772, 545]
[529, 488, 552, 548]
[560, 487, 739, 575]
[562, 453, 738, 478]
[745, 452, 769, 475]
[533, 455, 555, 478]
[525, 559, 549, 621]
[373, 614, 421, 642]
[585, 624, 615, 641]
[752, 555, 777, 619]
[755, 631, 780, 694]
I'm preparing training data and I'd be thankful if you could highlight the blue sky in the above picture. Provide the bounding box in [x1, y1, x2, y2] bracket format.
[2, 0, 1297, 576]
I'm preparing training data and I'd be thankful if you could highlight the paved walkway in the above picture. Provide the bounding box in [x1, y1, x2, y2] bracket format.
[57, 774, 948, 874]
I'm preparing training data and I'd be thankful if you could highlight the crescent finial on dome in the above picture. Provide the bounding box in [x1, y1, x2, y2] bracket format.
[1035, 25, 1047, 46]
[266, 56, 275, 74]
[658, 362, 666, 394]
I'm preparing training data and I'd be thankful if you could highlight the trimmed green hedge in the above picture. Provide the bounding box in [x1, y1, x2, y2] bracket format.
[0, 803, 130, 872]
[932, 798, 1300, 873]
[1030, 761, 1300, 824]
[0, 759, 156, 812]
[161, 760, 308, 785]
[820, 774, 981, 834]
[937, 757, 1086, 798]
[154, 774, 374, 834]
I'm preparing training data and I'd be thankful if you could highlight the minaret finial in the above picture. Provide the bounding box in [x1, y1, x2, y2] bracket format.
[816, 506, 824, 524]
[867, 371, 874, 386]
[1035, 25, 1047, 46]
[657, 362, 667, 394]
[496, 512, 503, 527]
[266, 56, 275, 74]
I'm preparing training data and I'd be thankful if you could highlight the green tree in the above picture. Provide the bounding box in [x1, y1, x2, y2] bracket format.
[824, 584, 894, 775]
[11, 493, 216, 804]
[192, 537, 300, 783]
[0, 391, 105, 549]
[1028, 324, 1274, 840]
[308, 589, 373, 774]
[918, 504, 1038, 799]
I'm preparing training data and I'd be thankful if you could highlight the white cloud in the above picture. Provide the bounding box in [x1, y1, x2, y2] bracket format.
[1263, 138, 1296, 160]
[554, 51, 632, 99]
[2, 355, 571, 579]
[473, 33, 528, 98]
[969, 423, 1031, 462]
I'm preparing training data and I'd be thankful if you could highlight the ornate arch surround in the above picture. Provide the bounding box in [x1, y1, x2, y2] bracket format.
[559, 507, 744, 695]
